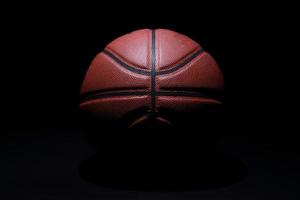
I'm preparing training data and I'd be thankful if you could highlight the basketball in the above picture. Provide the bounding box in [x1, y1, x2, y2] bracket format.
[80, 29, 224, 128]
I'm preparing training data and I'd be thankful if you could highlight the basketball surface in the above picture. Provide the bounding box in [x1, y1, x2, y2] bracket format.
[80, 29, 224, 128]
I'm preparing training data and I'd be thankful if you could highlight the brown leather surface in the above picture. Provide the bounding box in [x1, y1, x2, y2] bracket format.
[80, 53, 150, 95]
[157, 52, 224, 91]
[155, 29, 200, 70]
[157, 96, 222, 113]
[80, 96, 150, 119]
[80, 29, 224, 127]
[106, 29, 151, 69]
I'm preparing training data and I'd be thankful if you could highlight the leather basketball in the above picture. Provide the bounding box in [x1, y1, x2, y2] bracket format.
[80, 29, 224, 128]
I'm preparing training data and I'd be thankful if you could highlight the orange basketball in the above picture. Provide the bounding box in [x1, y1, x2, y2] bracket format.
[80, 29, 224, 128]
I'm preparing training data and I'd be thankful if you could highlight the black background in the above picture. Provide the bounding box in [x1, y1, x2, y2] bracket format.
[2, 2, 299, 199]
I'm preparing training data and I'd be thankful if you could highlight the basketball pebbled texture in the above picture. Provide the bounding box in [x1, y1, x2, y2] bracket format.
[80, 29, 224, 128]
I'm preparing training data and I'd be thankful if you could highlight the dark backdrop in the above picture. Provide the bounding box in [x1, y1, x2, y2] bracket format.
[2, 2, 299, 200]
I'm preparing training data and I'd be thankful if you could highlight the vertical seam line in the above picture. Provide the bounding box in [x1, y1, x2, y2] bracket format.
[151, 29, 156, 113]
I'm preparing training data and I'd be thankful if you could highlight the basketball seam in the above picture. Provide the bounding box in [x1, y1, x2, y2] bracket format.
[102, 50, 150, 75]
[158, 46, 200, 70]
[80, 89, 149, 101]
[102, 44, 204, 76]
[105, 47, 149, 70]
[80, 89, 223, 103]
[156, 48, 204, 75]
[150, 29, 156, 113]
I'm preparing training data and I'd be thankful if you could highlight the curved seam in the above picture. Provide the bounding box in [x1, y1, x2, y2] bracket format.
[102, 50, 150, 75]
[105, 47, 149, 70]
[156, 90, 223, 102]
[80, 89, 223, 103]
[156, 48, 205, 75]
[102, 47, 205, 76]
[80, 89, 150, 102]
[159, 46, 200, 70]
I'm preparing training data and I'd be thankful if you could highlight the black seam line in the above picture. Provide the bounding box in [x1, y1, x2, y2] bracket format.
[156, 48, 204, 75]
[102, 47, 204, 76]
[103, 50, 150, 75]
[80, 90, 150, 102]
[151, 29, 156, 112]
[156, 91, 223, 101]
[80, 90, 223, 103]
